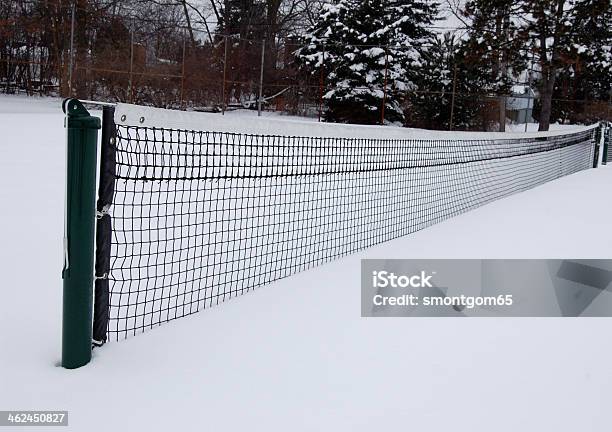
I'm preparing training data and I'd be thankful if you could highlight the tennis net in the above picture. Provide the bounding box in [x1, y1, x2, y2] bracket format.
[92, 104, 598, 342]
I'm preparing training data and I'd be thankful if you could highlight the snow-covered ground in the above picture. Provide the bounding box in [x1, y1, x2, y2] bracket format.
[117, 99, 594, 140]
[1, 95, 611, 432]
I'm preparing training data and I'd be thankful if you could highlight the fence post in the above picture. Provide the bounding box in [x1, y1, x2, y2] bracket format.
[258, 39, 265, 117]
[5, 48, 10, 93]
[61, 98, 100, 369]
[318, 44, 326, 122]
[525, 49, 535, 132]
[602, 122, 609, 165]
[222, 35, 228, 115]
[68, 2, 75, 97]
[128, 25, 134, 103]
[449, 65, 457, 131]
[180, 32, 186, 109]
[381, 46, 388, 125]
[498, 96, 506, 132]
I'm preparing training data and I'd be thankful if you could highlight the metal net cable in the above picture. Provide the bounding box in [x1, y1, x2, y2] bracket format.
[100, 123, 596, 340]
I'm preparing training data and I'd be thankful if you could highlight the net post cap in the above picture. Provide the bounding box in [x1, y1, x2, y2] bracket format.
[62, 98, 101, 130]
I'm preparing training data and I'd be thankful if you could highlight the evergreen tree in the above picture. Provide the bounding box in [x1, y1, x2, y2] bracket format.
[217, 0, 267, 40]
[519, 0, 577, 130]
[216, 0, 268, 106]
[461, 0, 610, 129]
[461, 0, 525, 95]
[297, 0, 437, 124]
[408, 33, 457, 129]
[456, 1, 527, 130]
[408, 33, 495, 130]
[545, 0, 612, 123]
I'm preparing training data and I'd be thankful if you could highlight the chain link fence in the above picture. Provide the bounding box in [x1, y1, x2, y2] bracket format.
[2, 2, 610, 130]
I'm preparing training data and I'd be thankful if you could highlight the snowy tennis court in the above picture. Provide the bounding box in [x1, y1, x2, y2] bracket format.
[1, 95, 611, 431]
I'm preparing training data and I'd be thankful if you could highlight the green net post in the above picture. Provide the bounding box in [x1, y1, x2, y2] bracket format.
[61, 99, 101, 369]
[602, 122, 609, 166]
[592, 124, 602, 168]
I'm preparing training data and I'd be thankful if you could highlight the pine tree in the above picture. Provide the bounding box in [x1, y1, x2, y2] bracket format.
[519, 0, 577, 131]
[457, 1, 527, 130]
[408, 33, 457, 129]
[217, 0, 267, 40]
[216, 0, 268, 106]
[460, 0, 610, 129]
[546, 0, 611, 123]
[461, 0, 525, 95]
[297, 0, 437, 125]
[408, 33, 495, 130]
[573, 0, 612, 102]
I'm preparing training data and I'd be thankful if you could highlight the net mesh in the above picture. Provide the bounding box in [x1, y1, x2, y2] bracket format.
[104, 122, 595, 339]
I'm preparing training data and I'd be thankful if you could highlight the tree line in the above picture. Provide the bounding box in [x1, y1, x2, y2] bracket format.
[1, 0, 610, 130]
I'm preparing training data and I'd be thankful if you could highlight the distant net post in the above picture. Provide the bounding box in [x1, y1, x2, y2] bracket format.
[593, 124, 602, 168]
[602, 122, 610, 165]
[61, 99, 100, 369]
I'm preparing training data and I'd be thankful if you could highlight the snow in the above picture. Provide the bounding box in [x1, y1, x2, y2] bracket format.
[505, 122, 578, 133]
[361, 47, 385, 58]
[0, 94, 64, 113]
[1, 95, 611, 431]
[511, 84, 529, 94]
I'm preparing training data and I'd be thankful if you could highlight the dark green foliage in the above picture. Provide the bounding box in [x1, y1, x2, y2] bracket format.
[297, 0, 438, 125]
[546, 0, 612, 123]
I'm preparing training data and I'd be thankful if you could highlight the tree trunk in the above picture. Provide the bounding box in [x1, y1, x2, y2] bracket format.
[536, 0, 565, 131]
[74, 0, 88, 98]
[265, 0, 281, 73]
[181, 1, 196, 48]
[48, 3, 65, 96]
[499, 96, 506, 132]
[538, 88, 553, 131]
